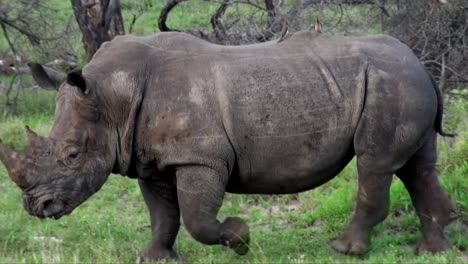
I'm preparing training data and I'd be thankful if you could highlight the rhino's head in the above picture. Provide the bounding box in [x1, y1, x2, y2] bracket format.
[0, 63, 118, 219]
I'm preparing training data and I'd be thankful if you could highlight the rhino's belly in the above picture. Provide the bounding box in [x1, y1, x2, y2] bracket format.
[225, 131, 355, 194]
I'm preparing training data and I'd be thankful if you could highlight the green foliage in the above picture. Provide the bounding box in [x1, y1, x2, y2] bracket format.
[0, 0, 80, 62]
[13, 91, 56, 119]
[438, 94, 468, 171]
[443, 91, 468, 133]
[0, 89, 55, 151]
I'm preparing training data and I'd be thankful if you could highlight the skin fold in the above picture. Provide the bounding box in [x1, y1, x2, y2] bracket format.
[0, 30, 456, 262]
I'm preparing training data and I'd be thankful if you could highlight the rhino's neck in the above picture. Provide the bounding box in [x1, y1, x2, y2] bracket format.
[98, 70, 146, 176]
[114, 91, 145, 176]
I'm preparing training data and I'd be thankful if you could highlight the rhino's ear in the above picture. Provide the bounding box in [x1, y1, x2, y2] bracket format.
[66, 69, 89, 95]
[27, 62, 66, 90]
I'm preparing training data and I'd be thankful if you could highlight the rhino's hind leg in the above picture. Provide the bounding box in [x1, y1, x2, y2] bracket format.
[331, 158, 393, 255]
[138, 178, 181, 262]
[176, 165, 250, 255]
[396, 133, 457, 254]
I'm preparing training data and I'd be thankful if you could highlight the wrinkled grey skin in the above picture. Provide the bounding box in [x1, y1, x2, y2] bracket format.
[0, 31, 456, 261]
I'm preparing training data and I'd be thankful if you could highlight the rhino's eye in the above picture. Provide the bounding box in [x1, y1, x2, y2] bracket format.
[66, 148, 81, 161]
[62, 149, 81, 168]
[68, 152, 79, 160]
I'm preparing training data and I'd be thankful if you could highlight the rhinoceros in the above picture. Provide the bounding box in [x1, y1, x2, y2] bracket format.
[0, 30, 457, 261]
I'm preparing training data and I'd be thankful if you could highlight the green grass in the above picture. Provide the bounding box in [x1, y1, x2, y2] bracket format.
[0, 93, 467, 263]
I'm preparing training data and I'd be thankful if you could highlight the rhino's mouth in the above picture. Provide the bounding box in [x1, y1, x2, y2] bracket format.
[22, 191, 83, 220]
[23, 193, 60, 219]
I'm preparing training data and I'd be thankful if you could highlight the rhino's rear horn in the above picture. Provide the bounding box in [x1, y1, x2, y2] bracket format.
[25, 126, 47, 149]
[0, 140, 28, 188]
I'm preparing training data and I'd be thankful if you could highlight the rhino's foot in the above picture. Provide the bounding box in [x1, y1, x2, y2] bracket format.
[137, 247, 181, 263]
[413, 238, 451, 255]
[220, 217, 250, 255]
[330, 230, 369, 255]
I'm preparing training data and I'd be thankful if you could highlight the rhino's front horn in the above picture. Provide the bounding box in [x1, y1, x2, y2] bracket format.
[0, 139, 28, 188]
[25, 125, 47, 149]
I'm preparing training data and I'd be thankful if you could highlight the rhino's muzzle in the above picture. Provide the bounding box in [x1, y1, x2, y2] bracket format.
[23, 192, 66, 220]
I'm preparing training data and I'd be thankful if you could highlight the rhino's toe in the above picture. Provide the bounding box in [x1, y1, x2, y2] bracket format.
[220, 217, 250, 255]
[330, 236, 368, 255]
[232, 241, 249, 255]
[413, 239, 451, 255]
[137, 247, 181, 263]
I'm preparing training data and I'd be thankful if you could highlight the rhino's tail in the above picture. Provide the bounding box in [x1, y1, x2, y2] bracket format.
[429, 72, 456, 137]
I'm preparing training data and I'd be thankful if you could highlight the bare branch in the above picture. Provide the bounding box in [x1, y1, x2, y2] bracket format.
[211, 0, 232, 41]
[0, 16, 40, 45]
[424, 60, 468, 83]
[159, 0, 188, 32]
[129, 13, 139, 34]
[0, 23, 17, 55]
[328, 4, 344, 31]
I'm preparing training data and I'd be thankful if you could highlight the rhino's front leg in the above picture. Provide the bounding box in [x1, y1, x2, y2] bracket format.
[176, 165, 250, 255]
[138, 178, 180, 262]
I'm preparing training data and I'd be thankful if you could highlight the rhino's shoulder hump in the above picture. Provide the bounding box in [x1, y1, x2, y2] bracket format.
[111, 32, 214, 53]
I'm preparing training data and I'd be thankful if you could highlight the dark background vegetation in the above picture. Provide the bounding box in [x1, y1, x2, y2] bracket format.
[0, 0, 466, 115]
[0, 0, 466, 263]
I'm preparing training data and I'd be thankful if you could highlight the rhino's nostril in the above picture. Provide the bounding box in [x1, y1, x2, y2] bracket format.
[42, 199, 54, 217]
[42, 199, 64, 218]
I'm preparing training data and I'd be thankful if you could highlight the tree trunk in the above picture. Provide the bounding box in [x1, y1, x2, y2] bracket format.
[71, 0, 125, 61]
